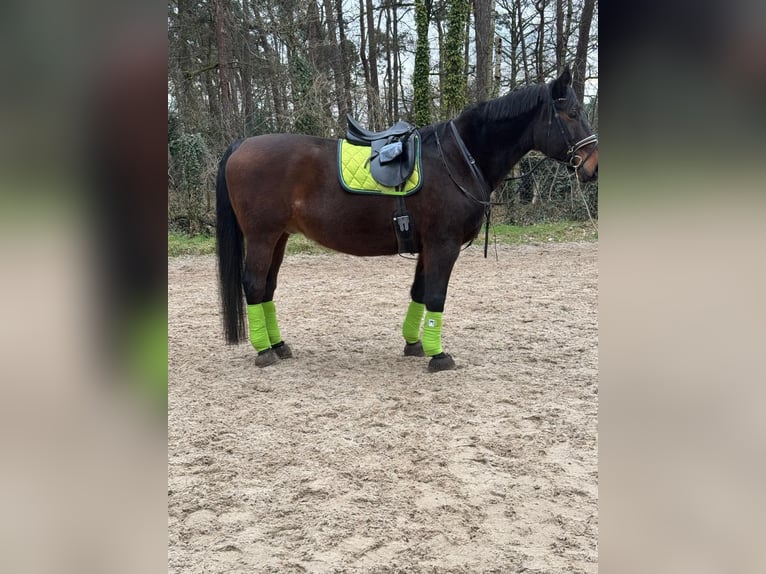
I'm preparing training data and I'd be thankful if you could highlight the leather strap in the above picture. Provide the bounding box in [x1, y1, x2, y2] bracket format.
[435, 122, 493, 258]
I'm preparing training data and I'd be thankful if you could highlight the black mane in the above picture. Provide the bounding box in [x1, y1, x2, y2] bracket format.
[458, 84, 550, 124]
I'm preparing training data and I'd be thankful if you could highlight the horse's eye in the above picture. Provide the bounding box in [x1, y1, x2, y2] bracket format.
[568, 110, 579, 120]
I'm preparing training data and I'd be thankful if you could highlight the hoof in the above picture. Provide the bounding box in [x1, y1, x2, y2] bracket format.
[255, 349, 279, 368]
[428, 352, 456, 372]
[272, 341, 293, 359]
[404, 341, 425, 357]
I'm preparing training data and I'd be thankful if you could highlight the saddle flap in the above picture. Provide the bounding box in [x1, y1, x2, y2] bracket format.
[369, 136, 417, 188]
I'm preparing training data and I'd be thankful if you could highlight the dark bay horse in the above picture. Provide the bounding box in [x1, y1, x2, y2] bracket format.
[216, 67, 598, 372]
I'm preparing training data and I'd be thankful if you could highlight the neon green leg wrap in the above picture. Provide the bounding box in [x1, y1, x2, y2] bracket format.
[261, 300, 283, 346]
[402, 301, 426, 344]
[247, 304, 271, 352]
[422, 310, 444, 356]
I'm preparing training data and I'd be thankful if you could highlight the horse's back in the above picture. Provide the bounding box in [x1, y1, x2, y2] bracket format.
[223, 133, 341, 236]
[231, 133, 334, 165]
[225, 133, 336, 198]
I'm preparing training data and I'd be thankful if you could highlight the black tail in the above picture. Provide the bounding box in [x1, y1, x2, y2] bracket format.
[216, 140, 247, 344]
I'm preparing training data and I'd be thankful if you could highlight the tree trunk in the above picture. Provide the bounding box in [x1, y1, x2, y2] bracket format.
[392, 0, 400, 120]
[436, 16, 445, 111]
[555, 0, 565, 70]
[214, 0, 236, 142]
[323, 0, 348, 124]
[516, 0, 529, 84]
[173, 0, 198, 135]
[385, 2, 393, 124]
[366, 0, 382, 128]
[464, 4, 471, 88]
[358, 0, 372, 123]
[573, 0, 595, 102]
[240, 0, 255, 136]
[564, 0, 574, 59]
[493, 35, 502, 97]
[204, 40, 219, 129]
[335, 0, 353, 117]
[534, 0, 546, 83]
[474, 0, 493, 102]
[252, 7, 286, 131]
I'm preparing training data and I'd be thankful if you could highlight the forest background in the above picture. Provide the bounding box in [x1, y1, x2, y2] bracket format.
[167, 0, 598, 236]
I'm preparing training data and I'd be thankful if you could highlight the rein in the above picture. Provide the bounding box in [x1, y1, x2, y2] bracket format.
[435, 121, 493, 258]
[505, 155, 549, 180]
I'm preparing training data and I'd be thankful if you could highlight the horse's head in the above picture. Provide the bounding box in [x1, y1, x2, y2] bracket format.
[534, 67, 599, 182]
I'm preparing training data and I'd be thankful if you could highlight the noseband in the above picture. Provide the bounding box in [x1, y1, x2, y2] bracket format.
[549, 99, 598, 168]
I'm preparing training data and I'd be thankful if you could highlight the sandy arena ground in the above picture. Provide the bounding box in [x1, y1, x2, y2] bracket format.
[168, 242, 598, 573]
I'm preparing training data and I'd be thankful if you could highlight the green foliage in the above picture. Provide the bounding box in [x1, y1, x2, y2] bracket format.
[413, 0, 432, 127]
[491, 154, 598, 225]
[290, 54, 323, 136]
[485, 221, 598, 244]
[288, 49, 336, 137]
[168, 111, 179, 143]
[169, 133, 206, 186]
[168, 133, 212, 234]
[443, 0, 469, 118]
[168, 232, 331, 258]
[168, 224, 594, 259]
[585, 96, 599, 131]
[284, 234, 332, 255]
[168, 231, 216, 257]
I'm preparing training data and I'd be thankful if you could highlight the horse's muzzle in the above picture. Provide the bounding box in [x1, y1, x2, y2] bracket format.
[578, 164, 598, 182]
[576, 147, 598, 182]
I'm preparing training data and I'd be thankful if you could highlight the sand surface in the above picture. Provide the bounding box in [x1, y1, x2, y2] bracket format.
[168, 242, 598, 573]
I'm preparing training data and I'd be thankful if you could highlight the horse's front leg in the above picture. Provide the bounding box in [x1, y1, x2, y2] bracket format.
[402, 256, 426, 357]
[419, 244, 460, 372]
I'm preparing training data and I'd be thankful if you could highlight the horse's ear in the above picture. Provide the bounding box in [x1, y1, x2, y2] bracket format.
[551, 66, 572, 99]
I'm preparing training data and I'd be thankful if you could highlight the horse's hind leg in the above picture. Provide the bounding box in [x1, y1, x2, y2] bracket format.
[402, 256, 426, 357]
[242, 233, 287, 367]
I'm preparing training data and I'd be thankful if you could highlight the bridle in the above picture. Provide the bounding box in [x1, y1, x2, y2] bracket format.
[549, 97, 598, 169]
[548, 97, 600, 234]
[434, 98, 599, 258]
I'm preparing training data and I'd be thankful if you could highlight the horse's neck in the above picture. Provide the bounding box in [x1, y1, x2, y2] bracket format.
[455, 113, 537, 189]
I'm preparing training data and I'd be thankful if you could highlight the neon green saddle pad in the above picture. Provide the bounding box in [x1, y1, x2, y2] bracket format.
[337, 138, 422, 196]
